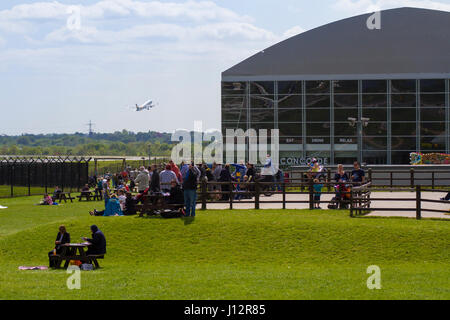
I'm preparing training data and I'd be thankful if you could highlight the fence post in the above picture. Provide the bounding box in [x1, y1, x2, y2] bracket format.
[416, 185, 421, 220]
[282, 182, 286, 210]
[368, 168, 372, 183]
[410, 168, 415, 189]
[350, 188, 354, 217]
[10, 163, 14, 198]
[327, 169, 332, 192]
[431, 172, 435, 190]
[27, 162, 31, 196]
[201, 179, 207, 210]
[309, 179, 314, 210]
[255, 181, 260, 210]
[229, 182, 233, 210]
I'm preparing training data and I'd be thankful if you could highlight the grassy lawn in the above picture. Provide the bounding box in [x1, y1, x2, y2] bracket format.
[0, 196, 448, 300]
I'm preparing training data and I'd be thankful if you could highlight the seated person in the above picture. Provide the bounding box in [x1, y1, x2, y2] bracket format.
[90, 194, 124, 216]
[48, 225, 70, 267]
[82, 225, 106, 256]
[52, 186, 62, 201]
[40, 194, 57, 205]
[123, 192, 137, 216]
[81, 184, 91, 196]
[167, 179, 184, 206]
[117, 189, 127, 211]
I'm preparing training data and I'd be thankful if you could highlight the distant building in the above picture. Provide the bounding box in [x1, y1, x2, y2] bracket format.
[221, 8, 450, 165]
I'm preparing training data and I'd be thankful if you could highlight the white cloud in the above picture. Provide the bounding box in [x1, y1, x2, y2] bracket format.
[282, 26, 306, 39]
[0, 36, 5, 47]
[332, 0, 450, 15]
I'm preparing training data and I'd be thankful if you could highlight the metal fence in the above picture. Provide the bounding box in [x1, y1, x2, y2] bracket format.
[0, 157, 91, 198]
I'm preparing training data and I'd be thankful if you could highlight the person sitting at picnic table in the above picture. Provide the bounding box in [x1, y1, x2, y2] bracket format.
[82, 225, 106, 256]
[123, 192, 137, 215]
[90, 194, 124, 216]
[52, 186, 62, 201]
[160, 164, 178, 193]
[81, 184, 91, 196]
[48, 225, 70, 267]
[351, 161, 365, 185]
[167, 179, 184, 206]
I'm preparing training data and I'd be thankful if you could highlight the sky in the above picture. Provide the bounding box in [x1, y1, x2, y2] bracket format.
[0, 0, 449, 135]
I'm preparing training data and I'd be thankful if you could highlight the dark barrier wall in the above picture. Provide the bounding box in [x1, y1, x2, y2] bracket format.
[0, 158, 90, 198]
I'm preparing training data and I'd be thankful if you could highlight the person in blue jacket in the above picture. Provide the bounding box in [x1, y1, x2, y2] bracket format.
[90, 194, 123, 216]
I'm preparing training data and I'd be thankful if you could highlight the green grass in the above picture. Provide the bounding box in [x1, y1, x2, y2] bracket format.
[0, 196, 448, 300]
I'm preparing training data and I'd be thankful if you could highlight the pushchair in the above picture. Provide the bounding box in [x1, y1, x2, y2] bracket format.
[328, 183, 351, 209]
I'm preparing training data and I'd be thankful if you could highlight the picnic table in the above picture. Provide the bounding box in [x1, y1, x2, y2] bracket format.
[54, 192, 75, 203]
[137, 193, 181, 217]
[77, 191, 101, 202]
[53, 243, 104, 269]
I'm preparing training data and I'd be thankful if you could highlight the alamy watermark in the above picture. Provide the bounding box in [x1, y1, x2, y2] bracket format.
[66, 265, 81, 290]
[366, 265, 382, 290]
[171, 121, 279, 167]
[67, 6, 81, 31]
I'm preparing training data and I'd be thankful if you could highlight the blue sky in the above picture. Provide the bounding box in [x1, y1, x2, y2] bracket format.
[1, 0, 449, 135]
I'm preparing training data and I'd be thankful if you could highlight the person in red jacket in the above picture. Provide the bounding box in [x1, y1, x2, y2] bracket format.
[169, 160, 182, 183]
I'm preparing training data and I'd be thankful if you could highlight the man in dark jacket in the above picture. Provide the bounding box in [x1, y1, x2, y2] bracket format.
[168, 179, 184, 206]
[48, 225, 70, 267]
[219, 164, 232, 201]
[182, 163, 198, 217]
[83, 225, 106, 255]
[149, 165, 161, 193]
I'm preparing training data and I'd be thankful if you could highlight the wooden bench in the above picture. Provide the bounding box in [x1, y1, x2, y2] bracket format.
[87, 254, 105, 268]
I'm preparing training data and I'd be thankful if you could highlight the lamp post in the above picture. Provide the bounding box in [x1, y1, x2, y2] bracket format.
[348, 117, 370, 163]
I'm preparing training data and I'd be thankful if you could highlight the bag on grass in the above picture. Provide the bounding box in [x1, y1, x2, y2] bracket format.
[80, 264, 94, 271]
[161, 209, 184, 219]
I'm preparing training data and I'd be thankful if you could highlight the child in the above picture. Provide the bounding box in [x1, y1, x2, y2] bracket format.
[313, 178, 323, 209]
[41, 194, 57, 206]
[117, 189, 126, 211]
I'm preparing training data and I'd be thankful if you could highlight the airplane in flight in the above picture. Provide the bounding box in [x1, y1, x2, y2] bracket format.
[130, 99, 157, 112]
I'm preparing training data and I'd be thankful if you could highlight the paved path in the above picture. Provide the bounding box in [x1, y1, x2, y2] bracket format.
[198, 191, 450, 219]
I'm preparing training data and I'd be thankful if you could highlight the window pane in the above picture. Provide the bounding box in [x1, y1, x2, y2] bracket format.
[222, 108, 247, 123]
[421, 137, 445, 150]
[279, 124, 302, 137]
[421, 122, 445, 136]
[392, 108, 416, 121]
[391, 80, 416, 93]
[420, 94, 446, 108]
[306, 81, 330, 94]
[250, 109, 274, 123]
[362, 80, 387, 93]
[363, 137, 387, 150]
[278, 81, 302, 95]
[306, 123, 330, 136]
[391, 137, 416, 150]
[420, 79, 445, 93]
[306, 95, 330, 108]
[222, 122, 247, 132]
[392, 151, 412, 164]
[250, 82, 274, 95]
[306, 109, 330, 122]
[334, 95, 358, 108]
[250, 96, 274, 109]
[362, 94, 387, 108]
[333, 80, 358, 93]
[222, 82, 247, 95]
[335, 137, 357, 144]
[363, 108, 387, 121]
[280, 137, 302, 145]
[279, 109, 302, 122]
[421, 108, 445, 122]
[222, 96, 246, 110]
[334, 123, 357, 136]
[363, 151, 387, 165]
[391, 94, 416, 108]
[278, 95, 301, 108]
[363, 122, 387, 136]
[251, 123, 276, 131]
[391, 122, 417, 136]
[334, 109, 358, 122]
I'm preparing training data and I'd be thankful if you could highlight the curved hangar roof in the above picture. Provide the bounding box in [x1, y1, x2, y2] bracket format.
[222, 7, 450, 81]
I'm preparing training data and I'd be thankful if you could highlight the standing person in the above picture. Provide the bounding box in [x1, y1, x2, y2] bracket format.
[48, 225, 70, 268]
[102, 177, 111, 209]
[182, 164, 198, 217]
[149, 164, 161, 193]
[334, 164, 350, 205]
[160, 164, 178, 193]
[134, 166, 149, 194]
[83, 225, 106, 256]
[169, 160, 182, 183]
[219, 164, 232, 201]
[313, 178, 323, 209]
[213, 162, 222, 181]
[95, 177, 103, 200]
[275, 168, 284, 192]
[351, 161, 365, 184]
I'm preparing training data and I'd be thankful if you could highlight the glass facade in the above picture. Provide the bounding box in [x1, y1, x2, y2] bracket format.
[222, 79, 450, 165]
